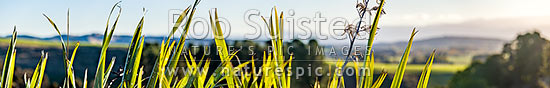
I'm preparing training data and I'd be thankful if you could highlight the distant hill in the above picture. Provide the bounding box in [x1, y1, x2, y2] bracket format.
[3, 34, 507, 54]
[3, 34, 507, 56]
[374, 36, 506, 55]
[352, 36, 506, 64]
[2, 33, 215, 45]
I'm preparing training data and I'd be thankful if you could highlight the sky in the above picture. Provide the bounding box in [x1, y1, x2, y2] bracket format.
[2, 0, 550, 43]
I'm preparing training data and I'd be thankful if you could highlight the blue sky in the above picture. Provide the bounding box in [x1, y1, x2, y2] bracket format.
[2, 0, 550, 43]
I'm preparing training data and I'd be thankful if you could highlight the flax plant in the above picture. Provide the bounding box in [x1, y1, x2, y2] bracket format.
[341, 0, 388, 87]
[24, 51, 49, 88]
[145, 0, 200, 88]
[389, 28, 418, 88]
[1, 27, 17, 88]
[91, 2, 122, 88]
[43, 7, 84, 88]
[337, 0, 437, 88]
[2, 0, 441, 87]
[116, 8, 147, 88]
[208, 8, 250, 88]
[416, 50, 436, 88]
[259, 7, 293, 88]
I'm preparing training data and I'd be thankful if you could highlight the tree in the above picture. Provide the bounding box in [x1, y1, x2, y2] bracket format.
[450, 31, 550, 88]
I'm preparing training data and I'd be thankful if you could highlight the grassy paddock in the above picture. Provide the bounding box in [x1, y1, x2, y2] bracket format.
[325, 60, 467, 73]
[370, 63, 467, 73]
[326, 61, 467, 87]
[326, 61, 466, 74]
[372, 63, 466, 87]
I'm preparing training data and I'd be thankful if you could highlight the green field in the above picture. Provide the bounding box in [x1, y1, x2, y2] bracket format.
[372, 63, 466, 87]
[370, 63, 467, 73]
[325, 62, 467, 74]
[325, 60, 467, 73]
[325, 61, 467, 87]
